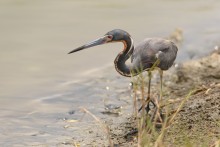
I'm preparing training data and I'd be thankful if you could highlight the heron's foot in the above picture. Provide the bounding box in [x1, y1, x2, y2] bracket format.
[145, 104, 150, 113]
[138, 100, 156, 114]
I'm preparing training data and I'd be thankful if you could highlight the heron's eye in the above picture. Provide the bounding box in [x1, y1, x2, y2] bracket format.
[107, 35, 113, 39]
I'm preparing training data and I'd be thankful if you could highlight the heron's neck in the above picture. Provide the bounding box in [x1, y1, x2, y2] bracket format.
[114, 36, 138, 77]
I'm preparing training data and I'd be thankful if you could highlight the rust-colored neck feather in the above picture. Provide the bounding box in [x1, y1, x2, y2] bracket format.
[114, 36, 137, 77]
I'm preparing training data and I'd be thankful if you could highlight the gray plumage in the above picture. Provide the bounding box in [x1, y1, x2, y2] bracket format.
[131, 38, 178, 72]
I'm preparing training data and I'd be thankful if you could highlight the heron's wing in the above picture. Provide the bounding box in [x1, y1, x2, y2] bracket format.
[132, 38, 178, 71]
[151, 40, 178, 70]
[131, 40, 157, 70]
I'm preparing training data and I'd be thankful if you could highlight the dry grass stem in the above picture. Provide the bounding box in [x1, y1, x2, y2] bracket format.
[154, 108, 169, 147]
[210, 139, 220, 147]
[80, 107, 113, 147]
[160, 98, 182, 108]
[153, 96, 163, 123]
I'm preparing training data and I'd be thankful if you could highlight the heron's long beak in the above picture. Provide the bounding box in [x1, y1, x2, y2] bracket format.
[68, 36, 109, 54]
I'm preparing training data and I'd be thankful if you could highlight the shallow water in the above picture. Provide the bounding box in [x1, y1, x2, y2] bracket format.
[0, 0, 220, 146]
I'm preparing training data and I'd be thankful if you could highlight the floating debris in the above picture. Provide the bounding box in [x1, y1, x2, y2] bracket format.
[213, 45, 220, 54]
[105, 104, 122, 110]
[65, 119, 78, 123]
[214, 45, 219, 51]
[68, 110, 75, 115]
[101, 104, 123, 116]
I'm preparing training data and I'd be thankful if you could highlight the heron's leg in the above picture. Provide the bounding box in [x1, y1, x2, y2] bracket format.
[138, 71, 155, 113]
[157, 69, 164, 121]
[145, 71, 152, 113]
[159, 69, 163, 101]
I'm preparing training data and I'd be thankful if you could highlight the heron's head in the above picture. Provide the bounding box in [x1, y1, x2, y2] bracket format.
[105, 29, 131, 42]
[68, 29, 131, 54]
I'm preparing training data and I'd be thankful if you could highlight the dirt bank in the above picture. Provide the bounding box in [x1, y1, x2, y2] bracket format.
[163, 50, 220, 146]
[70, 50, 220, 147]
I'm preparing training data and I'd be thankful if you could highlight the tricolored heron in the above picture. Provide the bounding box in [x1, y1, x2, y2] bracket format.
[68, 29, 178, 113]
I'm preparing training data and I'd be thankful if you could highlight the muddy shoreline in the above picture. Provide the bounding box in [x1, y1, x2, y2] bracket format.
[68, 49, 220, 147]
